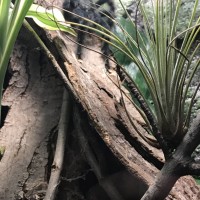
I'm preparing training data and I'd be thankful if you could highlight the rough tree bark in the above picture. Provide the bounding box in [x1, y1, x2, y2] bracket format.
[0, 1, 199, 199]
[0, 35, 63, 199]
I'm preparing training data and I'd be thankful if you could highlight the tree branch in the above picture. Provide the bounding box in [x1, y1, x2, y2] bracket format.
[176, 112, 200, 157]
[117, 65, 171, 158]
[187, 162, 200, 176]
[73, 105, 125, 200]
[44, 89, 71, 200]
[23, 20, 77, 99]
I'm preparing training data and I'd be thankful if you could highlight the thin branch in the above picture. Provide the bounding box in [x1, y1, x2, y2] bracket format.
[23, 20, 76, 97]
[44, 89, 71, 200]
[73, 105, 124, 200]
[116, 74, 159, 147]
[73, 105, 102, 179]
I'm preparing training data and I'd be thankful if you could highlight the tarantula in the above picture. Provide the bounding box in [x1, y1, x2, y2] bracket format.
[63, 0, 115, 68]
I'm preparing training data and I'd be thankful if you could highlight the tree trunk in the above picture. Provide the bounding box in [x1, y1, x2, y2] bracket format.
[0, 36, 63, 199]
[0, 2, 199, 199]
[141, 159, 181, 200]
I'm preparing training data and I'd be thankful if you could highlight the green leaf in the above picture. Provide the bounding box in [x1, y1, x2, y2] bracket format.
[26, 4, 76, 36]
[195, 177, 200, 185]
[0, 0, 11, 56]
[0, 0, 34, 123]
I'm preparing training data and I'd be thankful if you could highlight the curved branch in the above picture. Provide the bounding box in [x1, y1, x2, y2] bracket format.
[73, 105, 124, 200]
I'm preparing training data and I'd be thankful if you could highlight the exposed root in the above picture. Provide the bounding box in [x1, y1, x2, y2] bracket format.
[44, 89, 71, 200]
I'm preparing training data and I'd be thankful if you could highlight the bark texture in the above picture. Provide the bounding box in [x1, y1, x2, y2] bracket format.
[0, 36, 63, 199]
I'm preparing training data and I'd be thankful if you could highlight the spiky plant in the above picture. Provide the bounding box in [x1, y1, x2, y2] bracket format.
[114, 0, 200, 155]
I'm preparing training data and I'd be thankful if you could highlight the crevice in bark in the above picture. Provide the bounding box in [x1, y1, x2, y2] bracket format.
[114, 118, 163, 169]
[74, 105, 127, 200]
[55, 129, 89, 199]
[3, 68, 12, 92]
[1, 67, 11, 128]
[79, 107, 125, 175]
[0, 106, 10, 128]
[46, 125, 58, 181]
[95, 81, 114, 98]
[22, 149, 40, 197]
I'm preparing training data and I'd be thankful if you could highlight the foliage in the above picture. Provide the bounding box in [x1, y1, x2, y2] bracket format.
[143, 0, 200, 35]
[195, 177, 200, 185]
[115, 0, 200, 153]
[116, 0, 200, 35]
[26, 4, 75, 35]
[113, 0, 133, 15]
[112, 17, 152, 108]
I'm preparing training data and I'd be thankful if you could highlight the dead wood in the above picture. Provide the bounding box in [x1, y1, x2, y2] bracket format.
[44, 89, 71, 200]
[49, 31, 200, 199]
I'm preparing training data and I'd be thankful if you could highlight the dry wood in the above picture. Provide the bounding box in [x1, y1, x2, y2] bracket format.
[44, 89, 71, 200]
[50, 31, 200, 199]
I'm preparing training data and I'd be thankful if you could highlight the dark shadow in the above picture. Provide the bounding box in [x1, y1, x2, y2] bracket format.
[0, 106, 10, 128]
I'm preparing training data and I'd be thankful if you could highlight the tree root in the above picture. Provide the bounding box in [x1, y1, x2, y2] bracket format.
[44, 89, 71, 200]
